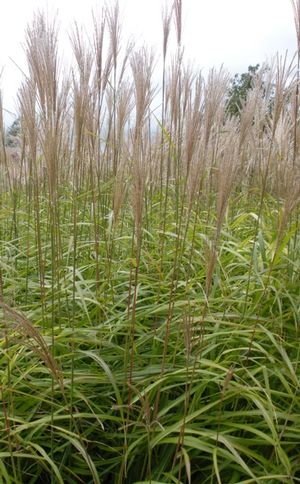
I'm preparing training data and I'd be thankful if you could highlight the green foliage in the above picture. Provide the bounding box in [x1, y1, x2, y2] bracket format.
[0, 186, 299, 483]
[5, 118, 20, 148]
[227, 64, 260, 116]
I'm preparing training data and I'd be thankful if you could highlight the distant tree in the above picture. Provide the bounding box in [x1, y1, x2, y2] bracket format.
[6, 118, 21, 147]
[227, 64, 260, 117]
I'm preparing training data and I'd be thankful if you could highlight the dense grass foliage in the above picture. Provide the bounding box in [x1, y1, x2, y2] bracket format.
[0, 1, 300, 482]
[0, 187, 299, 483]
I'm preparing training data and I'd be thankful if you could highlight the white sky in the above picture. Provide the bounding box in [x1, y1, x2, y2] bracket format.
[0, 0, 297, 121]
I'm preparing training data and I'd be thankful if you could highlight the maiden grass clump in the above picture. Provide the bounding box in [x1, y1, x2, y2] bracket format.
[0, 1, 300, 482]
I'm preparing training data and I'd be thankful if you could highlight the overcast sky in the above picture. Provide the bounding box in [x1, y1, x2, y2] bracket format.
[0, 0, 297, 121]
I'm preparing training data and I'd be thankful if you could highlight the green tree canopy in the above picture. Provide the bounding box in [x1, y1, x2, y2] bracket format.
[227, 64, 260, 117]
[5, 118, 20, 147]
